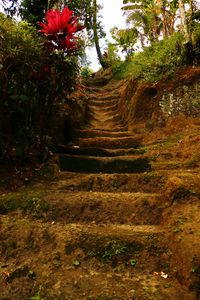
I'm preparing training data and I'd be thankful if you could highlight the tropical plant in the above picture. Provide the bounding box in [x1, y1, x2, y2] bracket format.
[0, 12, 80, 166]
[111, 27, 138, 57]
[122, 0, 163, 45]
[38, 6, 84, 53]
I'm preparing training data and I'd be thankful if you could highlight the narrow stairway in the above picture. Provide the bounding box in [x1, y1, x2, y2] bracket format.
[54, 79, 194, 299]
[0, 78, 197, 299]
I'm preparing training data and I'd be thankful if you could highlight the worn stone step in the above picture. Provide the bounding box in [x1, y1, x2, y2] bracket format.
[2, 216, 191, 300]
[86, 77, 110, 87]
[87, 121, 125, 132]
[78, 136, 141, 149]
[88, 92, 119, 100]
[87, 124, 126, 132]
[88, 99, 118, 107]
[92, 125, 128, 131]
[90, 113, 123, 125]
[88, 102, 118, 111]
[55, 145, 145, 157]
[57, 171, 167, 193]
[87, 85, 121, 94]
[59, 154, 151, 173]
[84, 124, 128, 130]
[75, 129, 132, 138]
[152, 161, 183, 170]
[44, 191, 162, 225]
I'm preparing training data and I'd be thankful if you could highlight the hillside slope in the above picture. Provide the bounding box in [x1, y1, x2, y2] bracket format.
[0, 70, 200, 299]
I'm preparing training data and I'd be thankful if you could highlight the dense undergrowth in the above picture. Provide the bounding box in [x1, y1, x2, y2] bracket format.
[0, 13, 79, 168]
[112, 26, 200, 82]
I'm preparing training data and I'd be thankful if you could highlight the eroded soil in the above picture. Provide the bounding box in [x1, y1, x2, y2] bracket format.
[0, 74, 200, 300]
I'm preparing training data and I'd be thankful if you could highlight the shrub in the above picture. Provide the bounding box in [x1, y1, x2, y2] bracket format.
[112, 32, 187, 82]
[81, 66, 93, 79]
[0, 13, 79, 166]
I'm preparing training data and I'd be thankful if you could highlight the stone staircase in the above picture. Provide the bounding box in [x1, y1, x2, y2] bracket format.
[0, 79, 198, 299]
[53, 79, 196, 299]
[59, 80, 150, 175]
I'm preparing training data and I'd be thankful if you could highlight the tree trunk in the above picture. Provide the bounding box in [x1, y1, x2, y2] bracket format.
[188, 0, 195, 44]
[161, 0, 168, 37]
[93, 0, 107, 69]
[178, 0, 189, 41]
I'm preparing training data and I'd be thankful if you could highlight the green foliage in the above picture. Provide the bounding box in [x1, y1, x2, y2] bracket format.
[0, 13, 79, 165]
[73, 259, 81, 267]
[103, 42, 121, 66]
[192, 23, 200, 64]
[0, 190, 49, 216]
[30, 287, 44, 300]
[65, 0, 94, 33]
[81, 66, 93, 78]
[19, 0, 54, 26]
[112, 32, 186, 82]
[111, 27, 138, 57]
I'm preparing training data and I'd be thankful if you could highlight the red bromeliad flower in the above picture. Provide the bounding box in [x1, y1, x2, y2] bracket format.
[38, 6, 84, 53]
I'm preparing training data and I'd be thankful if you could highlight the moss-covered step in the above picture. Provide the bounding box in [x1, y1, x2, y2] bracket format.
[59, 154, 151, 173]
[78, 136, 141, 149]
[43, 191, 162, 225]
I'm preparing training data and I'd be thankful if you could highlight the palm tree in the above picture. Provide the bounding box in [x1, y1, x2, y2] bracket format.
[122, 0, 180, 42]
[122, 0, 162, 45]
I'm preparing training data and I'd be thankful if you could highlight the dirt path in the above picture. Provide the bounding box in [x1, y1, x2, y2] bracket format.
[0, 78, 200, 299]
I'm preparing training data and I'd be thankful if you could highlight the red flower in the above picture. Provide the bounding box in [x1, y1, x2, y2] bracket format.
[38, 6, 84, 53]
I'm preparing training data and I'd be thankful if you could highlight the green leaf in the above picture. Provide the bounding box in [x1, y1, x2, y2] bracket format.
[129, 259, 137, 267]
[73, 260, 81, 267]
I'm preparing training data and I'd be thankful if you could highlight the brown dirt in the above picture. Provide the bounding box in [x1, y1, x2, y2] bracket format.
[0, 70, 200, 299]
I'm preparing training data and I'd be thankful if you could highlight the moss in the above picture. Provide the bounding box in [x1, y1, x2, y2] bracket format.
[81, 237, 144, 265]
[0, 190, 49, 216]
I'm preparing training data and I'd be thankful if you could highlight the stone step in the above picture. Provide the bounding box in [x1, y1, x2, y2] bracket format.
[90, 113, 123, 125]
[2, 216, 191, 300]
[88, 87, 120, 98]
[59, 154, 151, 173]
[75, 129, 132, 138]
[78, 136, 141, 149]
[87, 121, 125, 131]
[44, 191, 162, 225]
[88, 102, 118, 111]
[86, 77, 110, 87]
[55, 145, 145, 157]
[83, 125, 128, 133]
[57, 171, 167, 193]
[87, 124, 126, 132]
[88, 98, 118, 106]
[152, 161, 183, 170]
[88, 90, 120, 101]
